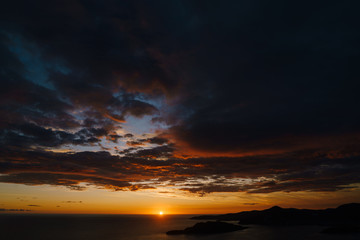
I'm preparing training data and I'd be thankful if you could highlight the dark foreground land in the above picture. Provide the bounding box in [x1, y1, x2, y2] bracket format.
[173, 203, 360, 235]
[192, 203, 360, 226]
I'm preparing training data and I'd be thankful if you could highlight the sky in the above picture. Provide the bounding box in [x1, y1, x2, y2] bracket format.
[1, 0, 360, 214]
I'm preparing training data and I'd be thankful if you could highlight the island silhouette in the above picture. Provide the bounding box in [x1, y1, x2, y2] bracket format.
[191, 203, 360, 225]
[166, 203, 360, 235]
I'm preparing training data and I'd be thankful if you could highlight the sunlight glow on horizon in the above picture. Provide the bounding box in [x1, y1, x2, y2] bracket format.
[1, 183, 360, 215]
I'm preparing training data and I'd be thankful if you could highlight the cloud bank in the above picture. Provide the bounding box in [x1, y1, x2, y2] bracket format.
[1, 0, 360, 195]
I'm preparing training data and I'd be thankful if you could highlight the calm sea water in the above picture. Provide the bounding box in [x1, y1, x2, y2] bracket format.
[0, 214, 359, 240]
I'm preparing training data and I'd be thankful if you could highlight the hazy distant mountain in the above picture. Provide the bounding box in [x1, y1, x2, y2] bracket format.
[191, 203, 360, 225]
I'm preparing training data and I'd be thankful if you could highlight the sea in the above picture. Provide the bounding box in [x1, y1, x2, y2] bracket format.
[0, 214, 358, 240]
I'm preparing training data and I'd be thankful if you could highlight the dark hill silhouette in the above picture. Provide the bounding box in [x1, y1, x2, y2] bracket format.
[166, 221, 247, 235]
[191, 203, 360, 225]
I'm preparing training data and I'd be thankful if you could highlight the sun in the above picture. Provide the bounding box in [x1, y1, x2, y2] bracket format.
[159, 211, 164, 215]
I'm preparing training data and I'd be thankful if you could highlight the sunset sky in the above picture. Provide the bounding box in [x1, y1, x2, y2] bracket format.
[1, 0, 360, 214]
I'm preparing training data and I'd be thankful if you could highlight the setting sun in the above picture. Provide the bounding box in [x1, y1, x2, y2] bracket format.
[159, 211, 164, 215]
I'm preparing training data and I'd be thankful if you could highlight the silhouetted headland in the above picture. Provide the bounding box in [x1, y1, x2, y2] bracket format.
[191, 203, 360, 225]
[166, 221, 247, 235]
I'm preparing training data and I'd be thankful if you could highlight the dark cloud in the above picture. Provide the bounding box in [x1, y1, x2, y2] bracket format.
[0, 208, 31, 212]
[150, 0, 360, 155]
[27, 205, 41, 207]
[125, 145, 174, 159]
[1, 0, 175, 94]
[0, 3, 161, 150]
[1, 0, 360, 196]
[0, 123, 108, 149]
[0, 43, 79, 131]
[139, 136, 169, 145]
[107, 134, 122, 143]
[126, 141, 144, 147]
[0, 146, 359, 194]
[127, 135, 169, 147]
